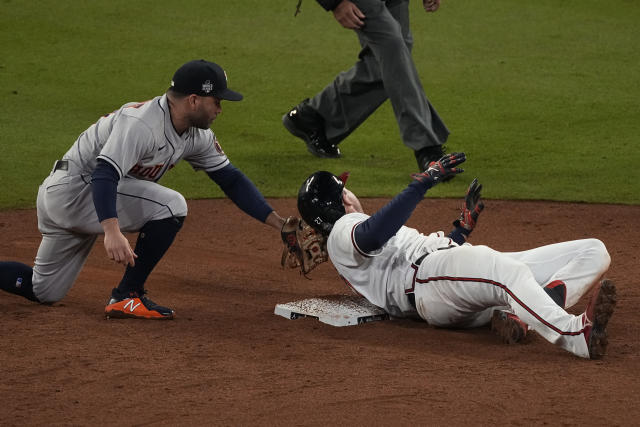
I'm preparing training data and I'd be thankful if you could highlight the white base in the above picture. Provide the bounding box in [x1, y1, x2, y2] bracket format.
[274, 295, 389, 327]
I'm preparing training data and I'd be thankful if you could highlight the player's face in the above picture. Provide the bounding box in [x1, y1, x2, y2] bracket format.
[342, 188, 364, 214]
[191, 96, 222, 129]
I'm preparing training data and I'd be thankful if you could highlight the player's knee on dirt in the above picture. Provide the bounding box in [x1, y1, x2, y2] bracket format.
[0, 261, 39, 302]
[34, 281, 68, 304]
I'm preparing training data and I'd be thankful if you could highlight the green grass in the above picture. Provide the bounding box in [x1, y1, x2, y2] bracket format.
[1, 0, 638, 210]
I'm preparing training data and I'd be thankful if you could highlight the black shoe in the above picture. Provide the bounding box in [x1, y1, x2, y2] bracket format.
[414, 145, 445, 171]
[414, 145, 456, 182]
[282, 101, 341, 158]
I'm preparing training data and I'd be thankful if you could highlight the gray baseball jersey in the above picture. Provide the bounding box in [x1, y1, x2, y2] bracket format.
[67, 94, 228, 178]
[33, 94, 226, 302]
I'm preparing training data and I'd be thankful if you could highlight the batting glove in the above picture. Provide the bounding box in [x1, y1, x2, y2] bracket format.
[411, 152, 466, 186]
[454, 178, 485, 232]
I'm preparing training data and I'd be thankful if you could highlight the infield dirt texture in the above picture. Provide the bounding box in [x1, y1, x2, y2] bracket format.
[1, 0, 639, 424]
[1, 199, 639, 425]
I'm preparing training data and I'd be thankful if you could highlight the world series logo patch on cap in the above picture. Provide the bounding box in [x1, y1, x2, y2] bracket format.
[202, 80, 214, 94]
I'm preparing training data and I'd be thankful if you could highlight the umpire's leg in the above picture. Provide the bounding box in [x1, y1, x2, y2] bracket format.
[310, 0, 449, 149]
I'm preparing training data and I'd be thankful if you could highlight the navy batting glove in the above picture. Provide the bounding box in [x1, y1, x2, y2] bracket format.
[411, 152, 466, 186]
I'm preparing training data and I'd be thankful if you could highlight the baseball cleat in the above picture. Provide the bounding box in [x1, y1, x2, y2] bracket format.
[583, 279, 617, 360]
[491, 310, 528, 344]
[414, 145, 445, 172]
[282, 102, 341, 158]
[105, 288, 175, 320]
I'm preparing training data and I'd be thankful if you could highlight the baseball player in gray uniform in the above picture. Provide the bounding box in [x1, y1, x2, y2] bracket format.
[293, 153, 617, 359]
[283, 0, 449, 171]
[0, 59, 287, 319]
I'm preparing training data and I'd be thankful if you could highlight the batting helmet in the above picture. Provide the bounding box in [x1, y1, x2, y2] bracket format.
[297, 171, 347, 236]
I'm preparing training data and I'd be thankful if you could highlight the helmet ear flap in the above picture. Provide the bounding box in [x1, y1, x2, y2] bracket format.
[297, 171, 346, 236]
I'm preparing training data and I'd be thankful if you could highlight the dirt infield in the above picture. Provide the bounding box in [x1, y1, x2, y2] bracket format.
[1, 198, 639, 425]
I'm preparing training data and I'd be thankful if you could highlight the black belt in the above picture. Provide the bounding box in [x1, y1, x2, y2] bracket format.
[414, 252, 428, 266]
[53, 160, 68, 171]
[407, 293, 416, 309]
[407, 252, 428, 309]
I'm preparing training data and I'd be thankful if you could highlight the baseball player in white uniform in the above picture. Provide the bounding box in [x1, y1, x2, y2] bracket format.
[295, 153, 617, 359]
[0, 59, 287, 319]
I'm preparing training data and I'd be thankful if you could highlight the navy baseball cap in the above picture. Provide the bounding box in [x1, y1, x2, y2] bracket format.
[171, 59, 243, 101]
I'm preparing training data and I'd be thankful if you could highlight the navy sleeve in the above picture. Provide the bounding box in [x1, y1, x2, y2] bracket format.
[353, 180, 432, 253]
[91, 159, 120, 222]
[207, 163, 273, 223]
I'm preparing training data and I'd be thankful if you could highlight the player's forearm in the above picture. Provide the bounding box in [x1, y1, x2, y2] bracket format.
[207, 163, 273, 222]
[354, 181, 427, 253]
[100, 217, 121, 236]
[91, 160, 120, 222]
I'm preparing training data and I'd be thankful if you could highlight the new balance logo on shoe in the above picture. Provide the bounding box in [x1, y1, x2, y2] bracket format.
[123, 299, 141, 312]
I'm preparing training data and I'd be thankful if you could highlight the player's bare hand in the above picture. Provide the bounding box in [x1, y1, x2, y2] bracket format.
[423, 0, 440, 12]
[342, 188, 364, 214]
[101, 218, 137, 267]
[333, 0, 365, 29]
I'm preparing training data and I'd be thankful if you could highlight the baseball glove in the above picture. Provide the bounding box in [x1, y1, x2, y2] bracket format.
[281, 216, 328, 276]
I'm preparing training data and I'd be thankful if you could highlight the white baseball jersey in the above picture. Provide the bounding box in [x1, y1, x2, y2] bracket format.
[328, 212, 611, 358]
[327, 212, 457, 317]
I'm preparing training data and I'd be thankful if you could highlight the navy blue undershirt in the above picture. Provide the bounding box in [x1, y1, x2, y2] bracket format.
[353, 180, 470, 253]
[206, 164, 273, 222]
[91, 160, 119, 222]
[91, 160, 273, 223]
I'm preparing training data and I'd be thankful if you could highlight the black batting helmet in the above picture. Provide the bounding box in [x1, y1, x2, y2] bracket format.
[297, 171, 348, 236]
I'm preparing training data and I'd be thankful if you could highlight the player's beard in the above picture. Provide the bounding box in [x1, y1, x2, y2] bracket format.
[191, 110, 215, 130]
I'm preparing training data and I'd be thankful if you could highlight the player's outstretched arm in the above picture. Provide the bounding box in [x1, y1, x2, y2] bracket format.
[207, 163, 276, 225]
[266, 211, 286, 231]
[354, 153, 466, 253]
